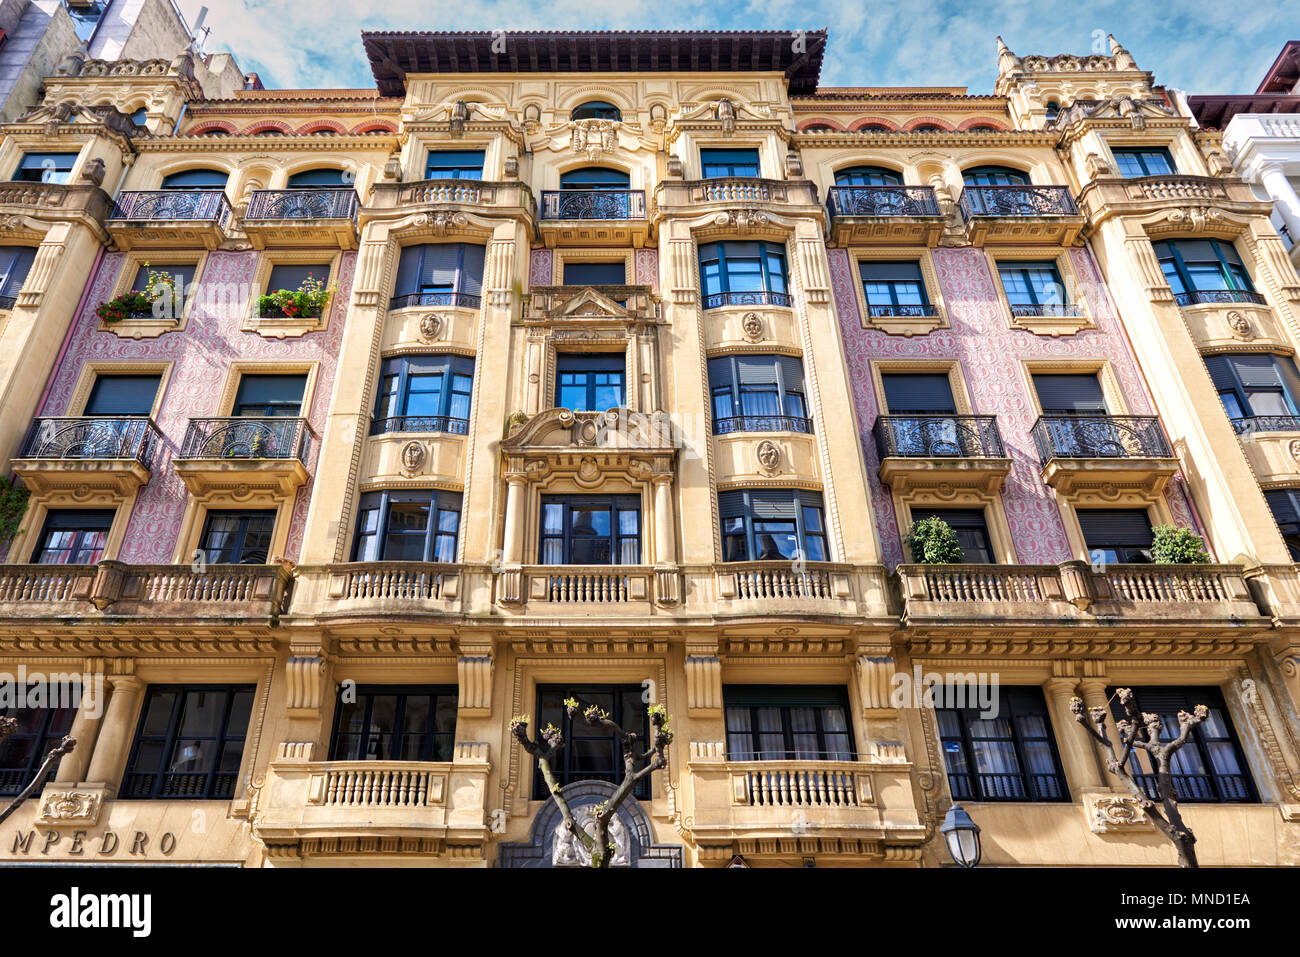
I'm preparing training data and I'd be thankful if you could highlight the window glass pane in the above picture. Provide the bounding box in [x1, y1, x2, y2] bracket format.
[233, 374, 306, 417]
[160, 169, 229, 189]
[563, 261, 626, 285]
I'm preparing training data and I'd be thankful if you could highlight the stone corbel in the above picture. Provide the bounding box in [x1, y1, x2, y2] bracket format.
[285, 647, 329, 718]
[685, 645, 722, 715]
[856, 655, 897, 713]
[457, 651, 494, 716]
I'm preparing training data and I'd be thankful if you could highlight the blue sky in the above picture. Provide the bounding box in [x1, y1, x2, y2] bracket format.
[174, 0, 1296, 95]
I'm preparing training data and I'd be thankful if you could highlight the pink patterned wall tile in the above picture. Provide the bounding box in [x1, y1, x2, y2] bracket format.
[634, 248, 659, 291]
[40, 249, 353, 564]
[528, 249, 553, 288]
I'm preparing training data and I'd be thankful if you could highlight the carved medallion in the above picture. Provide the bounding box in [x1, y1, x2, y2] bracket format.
[400, 440, 426, 474]
[37, 790, 101, 826]
[1226, 310, 1252, 339]
[1289, 439, 1300, 464]
[741, 312, 764, 341]
[1086, 793, 1153, 833]
[755, 440, 781, 473]
[418, 313, 442, 342]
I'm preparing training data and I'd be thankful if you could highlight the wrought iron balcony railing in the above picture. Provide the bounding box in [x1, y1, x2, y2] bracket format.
[1031, 414, 1171, 463]
[866, 303, 939, 318]
[1172, 289, 1267, 307]
[945, 770, 1069, 803]
[1133, 772, 1252, 804]
[959, 185, 1079, 219]
[245, 188, 358, 221]
[873, 415, 1006, 459]
[1231, 415, 1300, 435]
[370, 415, 469, 437]
[388, 292, 481, 310]
[109, 189, 233, 227]
[1008, 302, 1083, 317]
[827, 185, 941, 218]
[19, 417, 160, 466]
[703, 290, 793, 309]
[178, 417, 313, 462]
[714, 414, 813, 435]
[540, 189, 646, 220]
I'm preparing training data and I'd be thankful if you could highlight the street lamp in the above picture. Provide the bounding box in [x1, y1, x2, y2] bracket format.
[940, 804, 981, 868]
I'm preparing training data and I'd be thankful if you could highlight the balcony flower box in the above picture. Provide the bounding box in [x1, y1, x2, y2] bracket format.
[95, 265, 178, 324]
[255, 274, 333, 321]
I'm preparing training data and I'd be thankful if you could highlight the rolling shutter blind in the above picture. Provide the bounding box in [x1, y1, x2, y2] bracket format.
[1266, 490, 1300, 532]
[420, 245, 460, 289]
[394, 246, 421, 295]
[778, 356, 804, 391]
[1076, 509, 1153, 546]
[882, 373, 956, 413]
[459, 244, 485, 296]
[859, 261, 923, 282]
[1203, 355, 1236, 391]
[1032, 374, 1107, 413]
[1229, 354, 1284, 388]
[724, 685, 848, 708]
[911, 508, 986, 530]
[735, 356, 780, 386]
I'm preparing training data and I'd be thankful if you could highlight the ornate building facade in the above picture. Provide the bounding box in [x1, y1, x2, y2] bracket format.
[0, 29, 1297, 868]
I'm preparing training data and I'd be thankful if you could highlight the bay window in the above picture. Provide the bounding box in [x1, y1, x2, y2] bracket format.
[718, 488, 827, 562]
[1154, 239, 1261, 305]
[698, 240, 790, 309]
[352, 490, 462, 563]
[372, 354, 473, 434]
[391, 243, 485, 309]
[708, 354, 810, 433]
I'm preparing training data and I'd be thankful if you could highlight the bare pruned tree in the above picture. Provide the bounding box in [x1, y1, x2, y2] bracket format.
[510, 698, 672, 868]
[1070, 688, 1204, 868]
[0, 715, 76, 828]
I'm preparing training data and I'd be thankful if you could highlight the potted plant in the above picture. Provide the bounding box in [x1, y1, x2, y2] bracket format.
[256, 273, 334, 320]
[1150, 524, 1210, 564]
[904, 516, 965, 564]
[95, 263, 179, 324]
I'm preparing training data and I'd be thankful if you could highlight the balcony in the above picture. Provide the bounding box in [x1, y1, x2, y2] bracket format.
[1031, 414, 1177, 495]
[0, 182, 112, 247]
[173, 417, 314, 497]
[958, 185, 1084, 245]
[0, 562, 291, 621]
[497, 565, 660, 612]
[714, 562, 858, 615]
[243, 188, 359, 249]
[537, 190, 648, 247]
[654, 178, 822, 229]
[290, 562, 464, 620]
[873, 415, 1010, 494]
[106, 189, 233, 249]
[369, 415, 468, 437]
[714, 414, 813, 435]
[1075, 174, 1272, 233]
[897, 561, 1263, 631]
[12, 417, 160, 496]
[686, 757, 924, 863]
[389, 292, 480, 311]
[252, 749, 491, 860]
[702, 290, 793, 310]
[1173, 289, 1268, 307]
[365, 179, 536, 230]
[826, 186, 945, 245]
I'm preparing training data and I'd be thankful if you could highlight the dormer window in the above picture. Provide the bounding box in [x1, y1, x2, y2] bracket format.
[571, 101, 621, 122]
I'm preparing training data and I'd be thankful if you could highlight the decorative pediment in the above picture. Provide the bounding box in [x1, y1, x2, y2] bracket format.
[523, 285, 660, 323]
[502, 407, 677, 453]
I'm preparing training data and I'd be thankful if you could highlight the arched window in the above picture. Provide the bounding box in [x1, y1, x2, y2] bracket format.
[160, 168, 229, 190]
[912, 124, 944, 133]
[559, 167, 630, 190]
[856, 124, 890, 133]
[803, 124, 835, 132]
[962, 165, 1030, 186]
[287, 168, 351, 188]
[129, 107, 148, 127]
[570, 100, 622, 122]
[967, 125, 997, 133]
[834, 165, 902, 187]
[1044, 101, 1061, 122]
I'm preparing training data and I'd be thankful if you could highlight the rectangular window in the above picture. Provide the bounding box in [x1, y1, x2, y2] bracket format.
[562, 261, 626, 286]
[13, 152, 78, 184]
[0, 699, 76, 795]
[232, 374, 306, 417]
[1204, 353, 1300, 425]
[85, 374, 161, 416]
[392, 243, 485, 308]
[131, 262, 196, 318]
[34, 509, 115, 565]
[1109, 687, 1256, 803]
[1154, 239, 1256, 301]
[1078, 508, 1153, 564]
[708, 354, 809, 433]
[718, 489, 827, 562]
[329, 686, 457, 761]
[197, 510, 276, 564]
[724, 686, 854, 761]
[697, 241, 789, 307]
[0, 246, 36, 302]
[859, 261, 932, 314]
[555, 353, 625, 411]
[539, 495, 640, 565]
[372, 355, 473, 434]
[1265, 489, 1300, 560]
[1032, 373, 1108, 414]
[997, 260, 1068, 313]
[1112, 147, 1176, 177]
[351, 490, 462, 563]
[266, 262, 330, 294]
[531, 685, 650, 799]
[424, 149, 485, 180]
[936, 686, 1069, 802]
[700, 147, 760, 178]
[120, 685, 255, 800]
[881, 373, 957, 414]
[910, 508, 994, 563]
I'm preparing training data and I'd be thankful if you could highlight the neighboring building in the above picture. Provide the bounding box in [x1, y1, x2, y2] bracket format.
[0, 29, 1297, 869]
[1191, 41, 1300, 270]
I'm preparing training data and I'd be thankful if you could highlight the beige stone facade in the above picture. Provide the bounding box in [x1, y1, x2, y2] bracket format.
[0, 30, 1297, 869]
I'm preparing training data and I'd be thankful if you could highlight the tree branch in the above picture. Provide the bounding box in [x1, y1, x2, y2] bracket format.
[0, 734, 75, 828]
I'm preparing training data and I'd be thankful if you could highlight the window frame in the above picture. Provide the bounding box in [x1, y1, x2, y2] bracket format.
[1204, 353, 1300, 426]
[859, 260, 934, 316]
[120, 685, 256, 801]
[1111, 147, 1176, 178]
[1076, 507, 1155, 565]
[13, 151, 79, 184]
[570, 101, 622, 122]
[910, 507, 995, 563]
[424, 149, 486, 181]
[1154, 239, 1256, 301]
[231, 373, 307, 417]
[962, 165, 1031, 186]
[538, 494, 642, 566]
[196, 509, 278, 564]
[0, 246, 36, 304]
[554, 353, 626, 412]
[708, 353, 811, 434]
[0, 699, 76, 795]
[328, 685, 458, 762]
[700, 147, 761, 178]
[371, 354, 474, 435]
[33, 509, 116, 565]
[83, 373, 162, 417]
[935, 686, 1070, 803]
[531, 684, 649, 799]
[159, 168, 229, 190]
[834, 165, 902, 186]
[723, 685, 856, 761]
[718, 488, 828, 563]
[1265, 488, 1300, 560]
[391, 243, 486, 310]
[351, 489, 463, 564]
[697, 240, 791, 309]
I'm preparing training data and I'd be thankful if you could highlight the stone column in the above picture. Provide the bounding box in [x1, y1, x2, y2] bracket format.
[502, 473, 527, 564]
[54, 676, 107, 784]
[1260, 163, 1300, 248]
[652, 473, 675, 565]
[1077, 677, 1116, 789]
[1044, 677, 1104, 794]
[82, 676, 145, 794]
